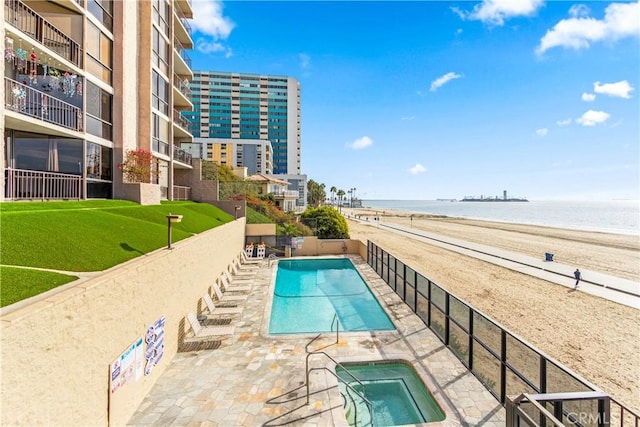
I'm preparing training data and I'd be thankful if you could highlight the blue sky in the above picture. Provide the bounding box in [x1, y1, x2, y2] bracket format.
[188, 0, 639, 201]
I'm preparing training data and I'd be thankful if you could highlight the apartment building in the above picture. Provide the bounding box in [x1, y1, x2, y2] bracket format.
[187, 71, 300, 176]
[189, 136, 273, 175]
[1, 0, 194, 202]
[187, 71, 307, 209]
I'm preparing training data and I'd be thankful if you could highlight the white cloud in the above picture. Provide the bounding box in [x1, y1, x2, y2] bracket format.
[452, 0, 544, 26]
[298, 53, 311, 70]
[536, 2, 640, 55]
[430, 72, 463, 91]
[401, 116, 415, 121]
[593, 80, 634, 99]
[569, 4, 590, 18]
[536, 128, 548, 136]
[348, 136, 373, 150]
[191, 0, 235, 55]
[408, 163, 427, 175]
[556, 118, 572, 126]
[576, 110, 610, 126]
[581, 92, 596, 102]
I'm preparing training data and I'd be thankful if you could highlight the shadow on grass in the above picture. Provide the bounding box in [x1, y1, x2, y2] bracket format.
[120, 242, 145, 255]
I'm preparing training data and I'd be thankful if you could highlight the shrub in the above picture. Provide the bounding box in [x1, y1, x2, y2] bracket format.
[300, 206, 349, 239]
[118, 149, 158, 183]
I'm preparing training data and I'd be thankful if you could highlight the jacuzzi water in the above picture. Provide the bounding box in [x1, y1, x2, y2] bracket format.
[336, 361, 445, 426]
[268, 258, 394, 334]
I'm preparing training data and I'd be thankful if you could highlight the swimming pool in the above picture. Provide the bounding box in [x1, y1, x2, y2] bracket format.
[336, 361, 445, 426]
[268, 258, 395, 334]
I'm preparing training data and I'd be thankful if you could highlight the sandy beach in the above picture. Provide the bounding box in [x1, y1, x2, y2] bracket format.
[343, 207, 640, 413]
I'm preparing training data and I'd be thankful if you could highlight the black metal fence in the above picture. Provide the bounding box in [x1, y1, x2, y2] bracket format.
[367, 241, 639, 427]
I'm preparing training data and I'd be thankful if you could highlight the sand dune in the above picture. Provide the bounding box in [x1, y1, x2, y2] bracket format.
[344, 208, 640, 413]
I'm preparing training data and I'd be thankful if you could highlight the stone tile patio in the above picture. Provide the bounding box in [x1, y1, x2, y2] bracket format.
[128, 255, 505, 426]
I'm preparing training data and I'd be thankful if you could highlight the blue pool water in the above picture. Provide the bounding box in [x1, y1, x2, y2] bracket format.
[336, 362, 445, 426]
[268, 258, 395, 334]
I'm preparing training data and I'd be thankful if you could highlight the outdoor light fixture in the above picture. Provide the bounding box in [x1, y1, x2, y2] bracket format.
[234, 205, 241, 219]
[166, 213, 183, 249]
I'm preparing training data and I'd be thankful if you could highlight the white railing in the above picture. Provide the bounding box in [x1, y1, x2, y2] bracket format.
[5, 168, 82, 200]
[5, 78, 83, 132]
[272, 190, 299, 198]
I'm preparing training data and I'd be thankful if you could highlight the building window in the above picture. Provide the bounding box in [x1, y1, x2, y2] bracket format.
[152, 70, 169, 115]
[152, 28, 169, 76]
[152, 0, 170, 37]
[85, 81, 113, 140]
[86, 21, 112, 84]
[12, 132, 83, 175]
[88, 0, 113, 31]
[152, 113, 169, 155]
[86, 141, 112, 180]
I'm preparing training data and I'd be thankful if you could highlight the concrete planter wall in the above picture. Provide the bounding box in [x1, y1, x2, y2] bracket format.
[122, 182, 161, 205]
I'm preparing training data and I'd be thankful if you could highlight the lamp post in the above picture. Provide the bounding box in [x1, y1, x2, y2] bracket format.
[234, 205, 241, 219]
[166, 213, 183, 250]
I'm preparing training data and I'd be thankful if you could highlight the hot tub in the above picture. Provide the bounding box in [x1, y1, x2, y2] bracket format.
[336, 361, 445, 426]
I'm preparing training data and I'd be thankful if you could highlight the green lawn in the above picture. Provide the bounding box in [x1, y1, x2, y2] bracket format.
[0, 200, 234, 307]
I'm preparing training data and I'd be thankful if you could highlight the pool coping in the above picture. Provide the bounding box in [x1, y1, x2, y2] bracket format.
[260, 255, 399, 338]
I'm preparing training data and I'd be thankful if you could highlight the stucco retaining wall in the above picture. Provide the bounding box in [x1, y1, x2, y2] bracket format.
[290, 237, 362, 256]
[0, 220, 245, 426]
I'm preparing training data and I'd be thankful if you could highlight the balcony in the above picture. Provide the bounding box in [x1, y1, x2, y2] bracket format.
[5, 168, 82, 200]
[173, 4, 193, 48]
[173, 73, 192, 108]
[5, 77, 83, 133]
[173, 145, 193, 166]
[173, 109, 192, 138]
[272, 190, 299, 199]
[175, 0, 193, 19]
[173, 36, 192, 76]
[4, 0, 82, 68]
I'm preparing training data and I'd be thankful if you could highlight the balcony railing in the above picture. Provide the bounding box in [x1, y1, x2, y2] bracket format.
[173, 109, 189, 131]
[5, 0, 82, 68]
[173, 73, 192, 99]
[173, 145, 192, 166]
[273, 190, 299, 198]
[5, 168, 82, 200]
[5, 77, 83, 132]
[173, 4, 192, 36]
[173, 36, 191, 68]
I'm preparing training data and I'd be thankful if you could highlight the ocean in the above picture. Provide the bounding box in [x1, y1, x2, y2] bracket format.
[360, 200, 640, 236]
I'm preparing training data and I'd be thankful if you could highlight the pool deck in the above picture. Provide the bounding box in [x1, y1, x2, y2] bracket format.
[128, 255, 505, 426]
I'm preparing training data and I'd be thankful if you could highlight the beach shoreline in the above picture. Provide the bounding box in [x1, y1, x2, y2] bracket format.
[353, 202, 640, 237]
[342, 207, 640, 413]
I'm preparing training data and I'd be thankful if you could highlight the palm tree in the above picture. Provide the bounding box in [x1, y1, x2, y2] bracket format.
[336, 189, 345, 213]
[330, 186, 337, 207]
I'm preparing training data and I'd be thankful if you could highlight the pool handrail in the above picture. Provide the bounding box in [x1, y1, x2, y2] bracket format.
[331, 313, 340, 343]
[305, 351, 374, 426]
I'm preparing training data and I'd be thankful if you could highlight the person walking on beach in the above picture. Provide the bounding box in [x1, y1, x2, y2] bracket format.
[574, 268, 581, 289]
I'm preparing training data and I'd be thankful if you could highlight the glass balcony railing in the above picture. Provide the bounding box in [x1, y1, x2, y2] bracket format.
[173, 4, 192, 36]
[5, 77, 83, 132]
[173, 36, 192, 68]
[173, 73, 192, 99]
[173, 109, 190, 131]
[4, 0, 82, 68]
[173, 145, 192, 166]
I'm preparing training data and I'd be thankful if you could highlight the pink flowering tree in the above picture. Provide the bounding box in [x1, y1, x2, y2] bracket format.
[117, 149, 159, 183]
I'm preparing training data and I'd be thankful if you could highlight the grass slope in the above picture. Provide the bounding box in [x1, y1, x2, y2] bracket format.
[0, 200, 234, 306]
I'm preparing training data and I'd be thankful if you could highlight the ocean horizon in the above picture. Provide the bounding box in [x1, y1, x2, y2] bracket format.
[359, 199, 640, 236]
